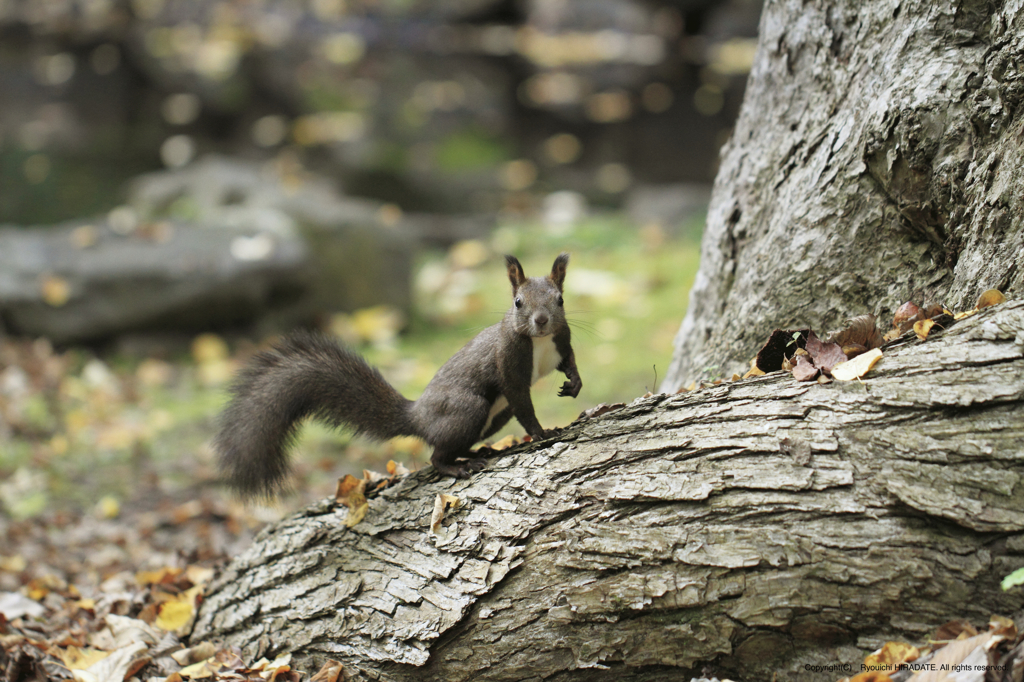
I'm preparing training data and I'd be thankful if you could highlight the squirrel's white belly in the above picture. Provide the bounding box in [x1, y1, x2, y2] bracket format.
[532, 335, 561, 385]
[479, 337, 561, 439]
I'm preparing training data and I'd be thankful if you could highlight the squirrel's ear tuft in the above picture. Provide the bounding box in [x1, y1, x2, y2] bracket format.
[549, 252, 569, 290]
[505, 255, 526, 291]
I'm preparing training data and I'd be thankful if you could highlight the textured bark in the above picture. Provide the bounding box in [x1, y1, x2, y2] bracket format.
[663, 0, 1024, 390]
[194, 300, 1024, 682]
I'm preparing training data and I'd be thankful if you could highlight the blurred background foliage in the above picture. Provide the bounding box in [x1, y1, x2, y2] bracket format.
[0, 0, 760, 517]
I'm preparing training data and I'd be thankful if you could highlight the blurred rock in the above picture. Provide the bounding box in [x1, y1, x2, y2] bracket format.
[0, 218, 309, 343]
[128, 155, 416, 321]
[625, 183, 711, 236]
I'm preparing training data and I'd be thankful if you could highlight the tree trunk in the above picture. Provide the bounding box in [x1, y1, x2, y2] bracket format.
[193, 300, 1024, 681]
[663, 0, 1024, 390]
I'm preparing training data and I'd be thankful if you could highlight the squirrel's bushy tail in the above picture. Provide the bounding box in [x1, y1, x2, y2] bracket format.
[214, 331, 415, 499]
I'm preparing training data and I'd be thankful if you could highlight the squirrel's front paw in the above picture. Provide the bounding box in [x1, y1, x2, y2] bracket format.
[558, 376, 582, 398]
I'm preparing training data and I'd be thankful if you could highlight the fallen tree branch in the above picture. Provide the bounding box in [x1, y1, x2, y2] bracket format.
[194, 301, 1024, 681]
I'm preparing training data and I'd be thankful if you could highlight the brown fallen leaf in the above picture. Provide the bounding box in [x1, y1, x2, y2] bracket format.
[842, 343, 869, 359]
[309, 660, 345, 682]
[863, 640, 920, 674]
[828, 314, 884, 351]
[893, 301, 922, 334]
[791, 354, 819, 382]
[805, 331, 848, 376]
[909, 631, 993, 682]
[932, 619, 978, 644]
[755, 328, 812, 373]
[832, 348, 883, 381]
[335, 474, 368, 527]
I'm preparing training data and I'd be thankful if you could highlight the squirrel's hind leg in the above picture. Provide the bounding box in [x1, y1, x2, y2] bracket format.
[430, 445, 487, 479]
[423, 397, 491, 478]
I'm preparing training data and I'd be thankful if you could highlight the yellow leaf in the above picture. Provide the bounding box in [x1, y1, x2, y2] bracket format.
[40, 275, 71, 307]
[351, 306, 404, 345]
[976, 289, 1006, 309]
[449, 239, 489, 269]
[59, 647, 109, 670]
[344, 501, 369, 528]
[863, 641, 919, 670]
[179, 657, 220, 679]
[155, 599, 194, 632]
[191, 333, 229, 364]
[832, 348, 883, 381]
[913, 318, 935, 341]
[136, 567, 181, 586]
[95, 495, 120, 519]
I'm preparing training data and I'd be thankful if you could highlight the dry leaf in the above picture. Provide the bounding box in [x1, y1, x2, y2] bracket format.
[791, 354, 819, 382]
[755, 328, 811, 373]
[154, 595, 196, 632]
[335, 474, 364, 507]
[309, 660, 345, 682]
[78, 642, 148, 682]
[171, 642, 218, 666]
[829, 314, 884, 350]
[832, 348, 883, 381]
[136, 567, 182, 586]
[893, 301, 921, 333]
[179, 657, 220, 678]
[913, 318, 935, 340]
[386, 460, 411, 476]
[863, 641, 919, 674]
[989, 614, 1016, 639]
[58, 647, 109, 670]
[933, 619, 978, 644]
[976, 289, 1006, 309]
[805, 331, 848, 375]
[909, 631, 993, 682]
[430, 494, 461, 535]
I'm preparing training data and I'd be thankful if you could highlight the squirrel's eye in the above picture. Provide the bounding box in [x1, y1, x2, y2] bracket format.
[557, 296, 564, 307]
[515, 297, 523, 308]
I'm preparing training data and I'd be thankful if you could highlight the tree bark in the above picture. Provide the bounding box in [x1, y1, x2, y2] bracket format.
[663, 0, 1024, 390]
[193, 300, 1024, 681]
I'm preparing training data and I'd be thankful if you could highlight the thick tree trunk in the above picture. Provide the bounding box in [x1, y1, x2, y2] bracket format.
[193, 300, 1024, 681]
[663, 0, 1024, 390]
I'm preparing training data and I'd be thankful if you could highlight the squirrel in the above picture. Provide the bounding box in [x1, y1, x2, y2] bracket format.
[214, 253, 582, 498]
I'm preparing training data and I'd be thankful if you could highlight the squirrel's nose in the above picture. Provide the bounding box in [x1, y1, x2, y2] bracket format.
[533, 313, 549, 327]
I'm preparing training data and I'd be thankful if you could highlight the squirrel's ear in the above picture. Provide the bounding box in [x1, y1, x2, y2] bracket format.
[549, 252, 569, 290]
[505, 255, 526, 291]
